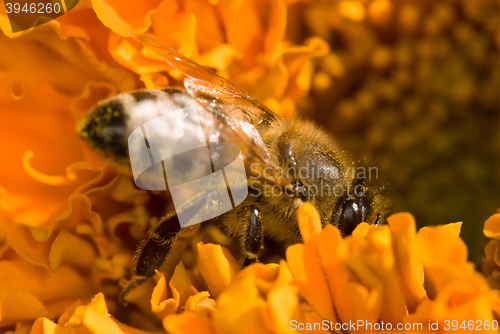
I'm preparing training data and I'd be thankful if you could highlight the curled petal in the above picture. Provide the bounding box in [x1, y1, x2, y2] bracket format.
[484, 214, 500, 240]
[406, 274, 498, 328]
[483, 240, 500, 289]
[184, 291, 215, 314]
[91, 0, 163, 37]
[140, 73, 169, 89]
[7, 193, 102, 270]
[60, 292, 156, 334]
[71, 81, 117, 116]
[49, 229, 97, 271]
[151, 271, 178, 319]
[151, 263, 199, 319]
[416, 222, 471, 292]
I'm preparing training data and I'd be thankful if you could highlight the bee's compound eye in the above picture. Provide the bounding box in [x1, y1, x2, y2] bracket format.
[340, 199, 363, 236]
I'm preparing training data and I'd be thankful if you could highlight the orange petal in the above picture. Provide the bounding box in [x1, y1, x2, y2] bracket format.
[197, 242, 239, 299]
[169, 263, 199, 310]
[49, 229, 97, 271]
[197, 44, 241, 71]
[164, 312, 215, 334]
[71, 81, 117, 116]
[416, 223, 467, 268]
[212, 274, 272, 334]
[150, 6, 198, 58]
[108, 32, 170, 75]
[0, 72, 94, 227]
[317, 225, 356, 324]
[483, 240, 500, 284]
[406, 273, 498, 327]
[0, 290, 48, 327]
[352, 222, 372, 237]
[62, 292, 156, 334]
[293, 302, 327, 333]
[216, 0, 262, 53]
[416, 223, 471, 292]
[484, 214, 500, 240]
[7, 193, 102, 269]
[184, 291, 215, 315]
[91, 0, 163, 37]
[139, 73, 169, 89]
[297, 203, 322, 243]
[348, 281, 382, 326]
[345, 226, 408, 324]
[0, 256, 93, 322]
[267, 284, 299, 334]
[387, 213, 427, 312]
[286, 243, 335, 321]
[29, 317, 60, 334]
[263, 0, 287, 55]
[151, 271, 178, 319]
[184, 0, 224, 53]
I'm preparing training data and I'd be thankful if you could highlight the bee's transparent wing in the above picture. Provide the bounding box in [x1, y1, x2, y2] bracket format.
[131, 33, 290, 190]
[131, 33, 274, 115]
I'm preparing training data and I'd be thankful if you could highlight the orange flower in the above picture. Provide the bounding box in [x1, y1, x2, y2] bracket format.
[158, 205, 500, 334]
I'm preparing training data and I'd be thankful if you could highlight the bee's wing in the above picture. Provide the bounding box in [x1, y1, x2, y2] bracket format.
[130, 33, 278, 123]
[131, 33, 291, 190]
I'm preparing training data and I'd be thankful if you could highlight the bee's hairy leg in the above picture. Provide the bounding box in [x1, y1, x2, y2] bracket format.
[119, 213, 182, 303]
[239, 205, 264, 267]
[120, 190, 220, 303]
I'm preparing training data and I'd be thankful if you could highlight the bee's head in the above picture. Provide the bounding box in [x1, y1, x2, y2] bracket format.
[276, 123, 388, 236]
[77, 99, 130, 163]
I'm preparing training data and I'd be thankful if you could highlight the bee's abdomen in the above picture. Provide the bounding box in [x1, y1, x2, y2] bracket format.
[77, 97, 130, 161]
[77, 88, 194, 164]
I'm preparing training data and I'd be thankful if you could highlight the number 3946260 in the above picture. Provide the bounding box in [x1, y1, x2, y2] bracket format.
[5, 2, 61, 14]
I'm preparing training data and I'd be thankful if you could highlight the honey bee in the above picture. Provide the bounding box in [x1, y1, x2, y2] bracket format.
[77, 34, 388, 302]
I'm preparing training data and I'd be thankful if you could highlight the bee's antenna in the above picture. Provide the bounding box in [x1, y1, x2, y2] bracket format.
[374, 213, 382, 226]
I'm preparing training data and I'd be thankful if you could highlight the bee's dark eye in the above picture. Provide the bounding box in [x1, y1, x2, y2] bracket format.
[340, 199, 363, 236]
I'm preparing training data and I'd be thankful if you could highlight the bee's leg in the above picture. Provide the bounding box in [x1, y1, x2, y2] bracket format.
[119, 212, 182, 303]
[240, 206, 264, 267]
[120, 189, 219, 303]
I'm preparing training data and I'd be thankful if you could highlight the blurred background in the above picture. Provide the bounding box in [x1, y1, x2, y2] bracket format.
[286, 0, 500, 265]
